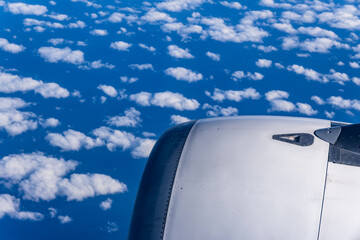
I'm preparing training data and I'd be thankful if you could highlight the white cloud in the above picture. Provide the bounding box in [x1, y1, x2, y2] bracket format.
[165, 67, 202, 82]
[0, 194, 43, 221]
[259, 0, 291, 9]
[170, 115, 191, 124]
[202, 103, 238, 117]
[0, 72, 69, 98]
[68, 20, 86, 29]
[41, 118, 60, 128]
[129, 92, 152, 106]
[110, 41, 132, 51]
[85, 60, 115, 70]
[231, 71, 264, 81]
[161, 22, 203, 39]
[220, 1, 245, 10]
[282, 36, 349, 53]
[58, 215, 72, 224]
[353, 77, 360, 86]
[120, 76, 138, 83]
[265, 90, 289, 101]
[318, 5, 360, 30]
[108, 12, 124, 23]
[92, 126, 136, 151]
[38, 47, 84, 65]
[131, 138, 156, 159]
[272, 22, 297, 34]
[97, 85, 118, 98]
[7, 3, 47, 15]
[100, 198, 112, 210]
[90, 29, 108, 36]
[107, 107, 141, 127]
[297, 27, 338, 39]
[129, 91, 200, 111]
[287, 64, 325, 82]
[106, 222, 119, 233]
[128, 63, 153, 70]
[167, 45, 194, 59]
[281, 10, 316, 23]
[138, 43, 156, 52]
[58, 173, 127, 201]
[324, 70, 349, 85]
[156, 0, 207, 12]
[327, 96, 360, 111]
[48, 207, 57, 218]
[205, 88, 260, 102]
[46, 129, 104, 151]
[0, 152, 127, 201]
[256, 45, 277, 52]
[256, 59, 272, 68]
[205, 51, 220, 61]
[350, 62, 360, 69]
[325, 111, 335, 119]
[265, 90, 317, 115]
[141, 8, 175, 23]
[48, 13, 69, 21]
[48, 38, 72, 46]
[0, 38, 25, 54]
[311, 96, 325, 105]
[296, 103, 318, 116]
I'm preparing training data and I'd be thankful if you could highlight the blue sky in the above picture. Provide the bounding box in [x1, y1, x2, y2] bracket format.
[1, 0, 360, 239]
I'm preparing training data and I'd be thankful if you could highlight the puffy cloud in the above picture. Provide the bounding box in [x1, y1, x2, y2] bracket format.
[202, 103, 238, 117]
[297, 27, 338, 39]
[0, 38, 25, 54]
[165, 67, 203, 82]
[131, 138, 156, 159]
[92, 126, 136, 151]
[167, 45, 194, 59]
[272, 22, 297, 34]
[327, 96, 360, 111]
[7, 3, 47, 15]
[311, 96, 325, 105]
[231, 71, 264, 81]
[130, 91, 200, 110]
[220, 1, 245, 10]
[205, 88, 260, 102]
[156, 0, 207, 12]
[58, 173, 127, 201]
[281, 10, 316, 23]
[46, 129, 104, 151]
[350, 62, 360, 69]
[47, 13, 69, 21]
[141, 8, 175, 23]
[265, 90, 317, 115]
[353, 77, 360, 86]
[0, 153, 127, 201]
[48, 38, 72, 46]
[0, 72, 69, 98]
[58, 215, 72, 224]
[287, 64, 325, 82]
[110, 41, 132, 51]
[128, 63, 153, 70]
[40, 118, 60, 128]
[138, 43, 156, 52]
[325, 111, 335, 119]
[23, 18, 65, 29]
[282, 36, 349, 53]
[120, 76, 138, 83]
[108, 12, 124, 23]
[255, 44, 277, 52]
[90, 29, 108, 36]
[193, 13, 270, 43]
[205, 51, 220, 61]
[107, 107, 141, 127]
[38, 47, 84, 65]
[259, 0, 291, 9]
[129, 92, 152, 106]
[161, 22, 203, 39]
[97, 85, 118, 97]
[170, 115, 191, 124]
[83, 60, 115, 70]
[100, 198, 112, 210]
[68, 20, 86, 29]
[318, 5, 360, 30]
[265, 90, 289, 101]
[324, 70, 350, 85]
[0, 194, 43, 221]
[255, 59, 272, 68]
[48, 207, 57, 218]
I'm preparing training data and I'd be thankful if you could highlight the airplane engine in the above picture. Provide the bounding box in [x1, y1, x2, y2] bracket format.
[129, 116, 360, 240]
